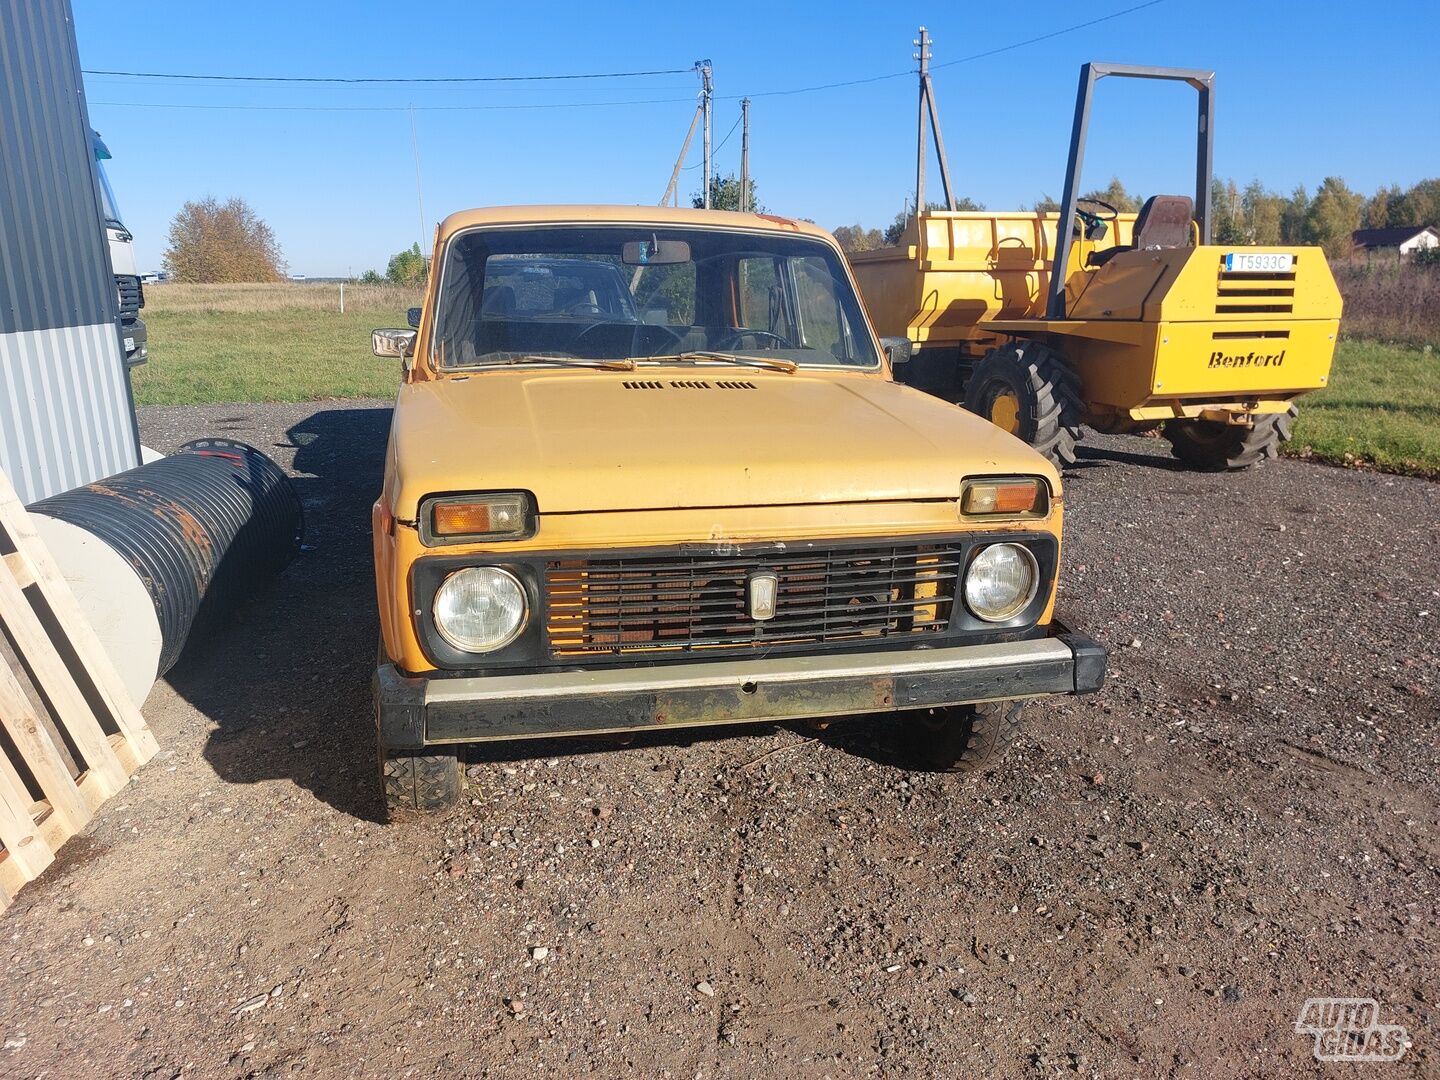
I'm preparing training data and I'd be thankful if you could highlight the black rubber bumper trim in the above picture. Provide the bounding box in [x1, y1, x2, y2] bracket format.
[1052, 622, 1108, 694]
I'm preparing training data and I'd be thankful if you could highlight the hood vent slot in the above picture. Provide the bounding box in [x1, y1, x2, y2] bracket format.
[621, 379, 759, 390]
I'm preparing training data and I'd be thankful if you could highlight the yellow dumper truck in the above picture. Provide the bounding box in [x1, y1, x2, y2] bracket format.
[850, 62, 1343, 470]
[369, 205, 1105, 816]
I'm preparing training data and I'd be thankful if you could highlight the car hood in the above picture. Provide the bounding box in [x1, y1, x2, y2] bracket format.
[386, 369, 1058, 519]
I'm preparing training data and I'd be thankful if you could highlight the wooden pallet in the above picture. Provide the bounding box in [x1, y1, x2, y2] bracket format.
[0, 467, 158, 910]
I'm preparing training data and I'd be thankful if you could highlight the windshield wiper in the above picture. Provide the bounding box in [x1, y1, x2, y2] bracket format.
[486, 355, 636, 370]
[641, 351, 798, 373]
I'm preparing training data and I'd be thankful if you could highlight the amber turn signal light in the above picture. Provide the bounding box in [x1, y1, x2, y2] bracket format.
[422, 492, 533, 544]
[961, 479, 1046, 516]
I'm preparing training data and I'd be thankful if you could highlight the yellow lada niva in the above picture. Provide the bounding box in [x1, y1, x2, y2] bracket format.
[371, 205, 1106, 816]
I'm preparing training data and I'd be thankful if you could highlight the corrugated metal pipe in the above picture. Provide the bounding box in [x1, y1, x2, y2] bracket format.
[26, 439, 302, 704]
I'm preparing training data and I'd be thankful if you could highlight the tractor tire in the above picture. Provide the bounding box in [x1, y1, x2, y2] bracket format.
[896, 699, 1026, 774]
[964, 341, 1085, 467]
[1163, 405, 1298, 471]
[380, 747, 461, 819]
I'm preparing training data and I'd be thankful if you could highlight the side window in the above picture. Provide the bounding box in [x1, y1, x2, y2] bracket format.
[791, 256, 847, 358]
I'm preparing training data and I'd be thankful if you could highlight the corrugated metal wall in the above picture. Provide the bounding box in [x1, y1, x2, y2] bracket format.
[0, 0, 140, 503]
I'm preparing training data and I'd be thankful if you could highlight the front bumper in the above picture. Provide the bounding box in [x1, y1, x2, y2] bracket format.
[374, 624, 1106, 749]
[121, 316, 148, 367]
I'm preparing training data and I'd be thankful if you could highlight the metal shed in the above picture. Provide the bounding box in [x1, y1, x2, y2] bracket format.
[0, 0, 140, 504]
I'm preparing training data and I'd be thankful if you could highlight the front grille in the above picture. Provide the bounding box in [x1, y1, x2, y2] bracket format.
[116, 275, 142, 318]
[545, 541, 961, 656]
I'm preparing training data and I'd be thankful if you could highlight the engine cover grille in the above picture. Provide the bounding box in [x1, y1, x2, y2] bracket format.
[544, 541, 961, 656]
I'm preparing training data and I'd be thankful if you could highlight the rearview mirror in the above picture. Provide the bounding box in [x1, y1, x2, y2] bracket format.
[373, 328, 417, 358]
[622, 238, 691, 266]
[880, 336, 912, 365]
[407, 307, 422, 328]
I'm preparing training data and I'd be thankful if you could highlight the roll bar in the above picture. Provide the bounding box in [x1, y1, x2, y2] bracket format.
[1048, 63, 1216, 319]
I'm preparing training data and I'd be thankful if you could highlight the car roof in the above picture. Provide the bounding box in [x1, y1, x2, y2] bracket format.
[436, 205, 833, 244]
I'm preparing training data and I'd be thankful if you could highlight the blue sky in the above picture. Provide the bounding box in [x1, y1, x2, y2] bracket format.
[77, 0, 1439, 277]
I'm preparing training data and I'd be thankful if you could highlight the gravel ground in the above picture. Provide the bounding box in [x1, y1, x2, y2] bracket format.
[0, 400, 1435, 1079]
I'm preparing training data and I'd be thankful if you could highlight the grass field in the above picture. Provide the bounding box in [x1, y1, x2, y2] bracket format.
[132, 282, 421, 406]
[1288, 339, 1440, 477]
[133, 283, 1440, 478]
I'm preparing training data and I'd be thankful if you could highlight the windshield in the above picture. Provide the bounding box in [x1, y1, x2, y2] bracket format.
[432, 225, 879, 370]
[95, 159, 123, 228]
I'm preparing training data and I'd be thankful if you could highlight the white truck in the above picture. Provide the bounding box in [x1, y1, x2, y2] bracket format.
[92, 131, 146, 366]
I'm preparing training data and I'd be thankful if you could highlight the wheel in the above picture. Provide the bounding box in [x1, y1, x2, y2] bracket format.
[964, 341, 1085, 467]
[895, 700, 1025, 774]
[380, 747, 461, 818]
[1162, 405, 1298, 470]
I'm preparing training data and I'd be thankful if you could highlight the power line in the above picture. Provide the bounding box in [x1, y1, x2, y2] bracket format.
[932, 0, 1167, 69]
[88, 96, 696, 113]
[85, 1, 1167, 114]
[683, 112, 742, 169]
[81, 66, 693, 84]
[718, 0, 1168, 99]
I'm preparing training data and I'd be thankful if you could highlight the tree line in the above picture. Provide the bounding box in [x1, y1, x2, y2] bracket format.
[830, 177, 1440, 261]
[158, 173, 1437, 285]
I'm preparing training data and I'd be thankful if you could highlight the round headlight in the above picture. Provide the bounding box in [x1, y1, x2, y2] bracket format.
[963, 543, 1039, 622]
[433, 567, 527, 653]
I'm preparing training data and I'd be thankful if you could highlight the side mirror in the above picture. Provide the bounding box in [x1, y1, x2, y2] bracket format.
[880, 336, 912, 366]
[407, 307, 422, 329]
[373, 328, 417, 358]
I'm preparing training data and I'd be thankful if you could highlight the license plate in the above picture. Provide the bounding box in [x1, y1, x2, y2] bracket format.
[1224, 252, 1293, 273]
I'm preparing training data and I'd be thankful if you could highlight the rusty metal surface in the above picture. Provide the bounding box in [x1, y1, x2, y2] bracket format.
[27, 439, 302, 673]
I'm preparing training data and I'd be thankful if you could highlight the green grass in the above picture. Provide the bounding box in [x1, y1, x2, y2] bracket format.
[1286, 339, 1440, 478]
[131, 283, 420, 406]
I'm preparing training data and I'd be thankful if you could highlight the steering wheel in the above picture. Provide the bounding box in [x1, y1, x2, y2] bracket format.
[1076, 197, 1119, 221]
[1074, 196, 1119, 241]
[710, 328, 796, 351]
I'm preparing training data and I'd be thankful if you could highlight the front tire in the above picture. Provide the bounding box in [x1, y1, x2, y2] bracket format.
[896, 700, 1025, 774]
[380, 748, 461, 818]
[1163, 405, 1297, 470]
[964, 341, 1085, 467]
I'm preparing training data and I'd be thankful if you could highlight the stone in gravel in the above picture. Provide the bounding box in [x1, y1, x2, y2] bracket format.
[232, 994, 268, 1016]
[696, 981, 715, 997]
[1222, 985, 1243, 1004]
[506, 997, 525, 1016]
[530, 946, 549, 961]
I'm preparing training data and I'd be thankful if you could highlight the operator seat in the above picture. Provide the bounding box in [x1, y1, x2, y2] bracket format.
[1086, 194, 1195, 267]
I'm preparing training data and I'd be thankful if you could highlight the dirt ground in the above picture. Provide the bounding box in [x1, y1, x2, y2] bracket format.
[1, 401, 1435, 1079]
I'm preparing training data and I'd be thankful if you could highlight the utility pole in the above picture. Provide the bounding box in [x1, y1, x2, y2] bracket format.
[739, 98, 751, 213]
[659, 104, 703, 207]
[913, 28, 957, 217]
[697, 60, 714, 209]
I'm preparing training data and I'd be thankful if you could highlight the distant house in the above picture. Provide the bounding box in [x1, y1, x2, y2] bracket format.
[1351, 225, 1440, 258]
